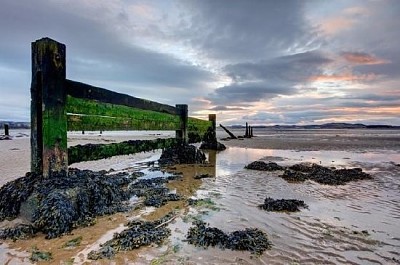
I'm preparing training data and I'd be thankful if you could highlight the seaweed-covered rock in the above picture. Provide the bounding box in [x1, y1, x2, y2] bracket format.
[88, 213, 174, 260]
[227, 228, 272, 255]
[258, 197, 308, 212]
[186, 221, 271, 255]
[0, 224, 36, 240]
[128, 177, 181, 208]
[281, 163, 372, 185]
[159, 144, 206, 166]
[0, 169, 140, 239]
[245, 161, 284, 171]
[0, 172, 39, 221]
[199, 127, 226, 151]
[186, 220, 228, 248]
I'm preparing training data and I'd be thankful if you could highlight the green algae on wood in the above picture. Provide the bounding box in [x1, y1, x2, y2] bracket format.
[31, 37, 68, 177]
[68, 138, 178, 164]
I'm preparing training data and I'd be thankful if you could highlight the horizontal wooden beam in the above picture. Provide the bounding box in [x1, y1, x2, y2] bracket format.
[66, 79, 177, 115]
[68, 138, 177, 164]
[67, 114, 179, 131]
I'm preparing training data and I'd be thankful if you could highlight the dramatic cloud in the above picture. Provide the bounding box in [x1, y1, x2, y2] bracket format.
[209, 106, 246, 111]
[341, 52, 389, 65]
[0, 0, 399, 125]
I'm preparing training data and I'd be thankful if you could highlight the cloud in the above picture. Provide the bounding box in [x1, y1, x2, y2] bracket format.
[0, 0, 217, 119]
[207, 51, 332, 105]
[177, 0, 321, 62]
[209, 106, 246, 111]
[341, 52, 389, 65]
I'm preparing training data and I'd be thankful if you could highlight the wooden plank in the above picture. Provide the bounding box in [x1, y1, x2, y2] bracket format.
[31, 37, 68, 177]
[68, 138, 177, 164]
[67, 114, 179, 131]
[66, 96, 180, 131]
[66, 79, 177, 115]
[175, 104, 188, 143]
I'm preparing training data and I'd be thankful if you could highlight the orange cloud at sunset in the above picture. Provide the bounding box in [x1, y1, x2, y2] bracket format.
[320, 17, 353, 35]
[341, 52, 389, 65]
[310, 72, 378, 82]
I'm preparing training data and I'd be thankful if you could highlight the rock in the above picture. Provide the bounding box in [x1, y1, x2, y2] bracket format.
[258, 197, 308, 212]
[280, 163, 372, 185]
[245, 161, 284, 171]
[199, 141, 226, 151]
[159, 144, 206, 166]
[186, 220, 271, 255]
[199, 126, 226, 151]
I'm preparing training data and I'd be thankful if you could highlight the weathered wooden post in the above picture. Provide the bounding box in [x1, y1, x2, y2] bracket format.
[31, 37, 68, 177]
[176, 104, 188, 144]
[4, 124, 9, 136]
[209, 114, 217, 142]
[245, 122, 249, 138]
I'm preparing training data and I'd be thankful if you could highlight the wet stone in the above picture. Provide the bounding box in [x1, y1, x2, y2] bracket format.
[159, 144, 206, 166]
[245, 161, 284, 171]
[186, 221, 272, 255]
[199, 126, 226, 151]
[258, 197, 308, 212]
[0, 169, 142, 239]
[281, 163, 372, 185]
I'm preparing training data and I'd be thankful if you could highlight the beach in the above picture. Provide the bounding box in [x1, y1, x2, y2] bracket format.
[1, 128, 400, 264]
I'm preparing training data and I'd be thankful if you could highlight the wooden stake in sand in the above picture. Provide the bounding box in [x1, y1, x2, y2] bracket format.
[31, 38, 68, 177]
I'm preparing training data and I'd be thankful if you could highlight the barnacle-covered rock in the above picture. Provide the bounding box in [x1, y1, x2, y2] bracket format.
[159, 144, 206, 166]
[186, 221, 272, 255]
[281, 163, 372, 185]
[199, 127, 226, 151]
[258, 197, 308, 212]
[245, 161, 284, 171]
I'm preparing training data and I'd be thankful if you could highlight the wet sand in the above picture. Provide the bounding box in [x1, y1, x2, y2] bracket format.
[1, 128, 400, 264]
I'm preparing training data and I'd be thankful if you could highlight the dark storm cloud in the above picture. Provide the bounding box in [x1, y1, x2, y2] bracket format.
[178, 0, 322, 62]
[207, 51, 332, 105]
[207, 82, 296, 105]
[0, 0, 215, 118]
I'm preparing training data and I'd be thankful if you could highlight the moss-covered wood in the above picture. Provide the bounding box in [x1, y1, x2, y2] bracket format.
[66, 96, 180, 131]
[68, 138, 177, 164]
[31, 38, 68, 177]
[66, 79, 177, 115]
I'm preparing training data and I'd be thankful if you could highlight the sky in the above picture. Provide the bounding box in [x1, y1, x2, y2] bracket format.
[1, 0, 399, 125]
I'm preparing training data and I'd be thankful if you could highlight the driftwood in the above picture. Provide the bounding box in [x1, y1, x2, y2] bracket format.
[219, 124, 237, 139]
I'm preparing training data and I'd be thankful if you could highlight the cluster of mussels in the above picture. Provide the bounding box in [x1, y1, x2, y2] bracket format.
[245, 161, 284, 171]
[0, 169, 139, 239]
[186, 221, 272, 255]
[158, 144, 207, 166]
[88, 213, 174, 260]
[282, 163, 372, 185]
[258, 197, 308, 212]
[199, 126, 226, 151]
[0, 170, 183, 240]
[128, 176, 182, 207]
[244, 161, 372, 185]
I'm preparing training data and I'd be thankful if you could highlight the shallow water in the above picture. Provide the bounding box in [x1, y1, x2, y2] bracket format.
[1, 129, 400, 264]
[139, 146, 400, 264]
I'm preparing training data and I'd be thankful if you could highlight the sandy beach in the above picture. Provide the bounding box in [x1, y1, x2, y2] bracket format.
[1, 128, 400, 264]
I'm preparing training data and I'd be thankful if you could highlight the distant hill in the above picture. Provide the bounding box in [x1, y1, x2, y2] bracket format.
[228, 123, 400, 129]
[0, 121, 30, 129]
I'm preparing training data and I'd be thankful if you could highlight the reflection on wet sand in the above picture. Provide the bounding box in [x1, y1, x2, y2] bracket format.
[1, 141, 400, 264]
